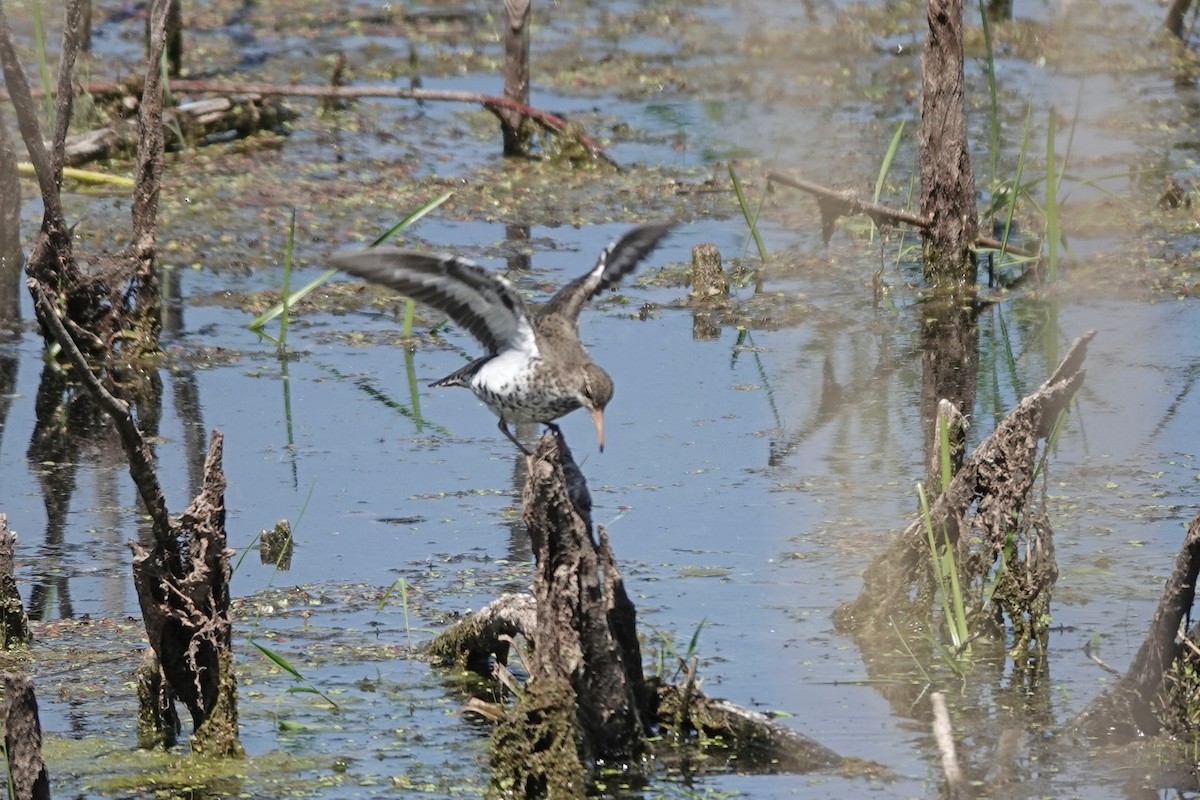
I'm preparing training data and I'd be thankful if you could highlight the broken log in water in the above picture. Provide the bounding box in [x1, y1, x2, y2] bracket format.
[835, 331, 1094, 649]
[131, 431, 243, 758]
[61, 93, 297, 167]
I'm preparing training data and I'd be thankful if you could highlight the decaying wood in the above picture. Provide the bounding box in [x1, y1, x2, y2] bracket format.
[1166, 0, 1193, 38]
[1071, 511, 1200, 740]
[434, 431, 842, 794]
[136, 647, 180, 749]
[918, 0, 978, 281]
[766, 172, 1029, 257]
[52, 79, 615, 165]
[0, 107, 20, 323]
[490, 431, 647, 795]
[652, 681, 842, 773]
[131, 431, 243, 757]
[428, 592, 536, 672]
[59, 93, 297, 167]
[498, 0, 532, 156]
[836, 331, 1094, 636]
[0, 515, 31, 649]
[3, 673, 50, 800]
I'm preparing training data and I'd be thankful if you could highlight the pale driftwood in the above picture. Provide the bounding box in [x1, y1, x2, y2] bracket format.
[3, 674, 50, 800]
[60, 94, 297, 167]
[931, 692, 970, 799]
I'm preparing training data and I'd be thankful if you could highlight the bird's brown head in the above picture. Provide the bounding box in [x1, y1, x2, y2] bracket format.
[577, 364, 614, 452]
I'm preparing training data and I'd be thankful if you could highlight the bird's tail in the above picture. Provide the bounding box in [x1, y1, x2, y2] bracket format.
[429, 356, 488, 388]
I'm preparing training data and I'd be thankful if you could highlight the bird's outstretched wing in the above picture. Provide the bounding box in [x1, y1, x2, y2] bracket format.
[331, 249, 537, 357]
[540, 222, 676, 323]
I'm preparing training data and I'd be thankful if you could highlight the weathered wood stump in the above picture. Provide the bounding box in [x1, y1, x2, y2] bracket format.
[836, 331, 1094, 652]
[131, 432, 243, 757]
[3, 673, 50, 800]
[490, 431, 647, 795]
[0, 515, 30, 649]
[430, 431, 848, 796]
[1072, 510, 1200, 740]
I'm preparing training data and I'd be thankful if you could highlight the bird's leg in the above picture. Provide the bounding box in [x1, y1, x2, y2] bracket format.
[499, 419, 532, 456]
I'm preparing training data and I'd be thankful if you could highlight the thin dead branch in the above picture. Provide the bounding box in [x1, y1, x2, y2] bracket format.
[767, 171, 1034, 257]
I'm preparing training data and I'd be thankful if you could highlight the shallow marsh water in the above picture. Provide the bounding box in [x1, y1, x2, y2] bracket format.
[3, 0, 1200, 796]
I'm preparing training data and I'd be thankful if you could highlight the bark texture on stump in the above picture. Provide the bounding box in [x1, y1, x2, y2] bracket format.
[3, 674, 50, 800]
[837, 332, 1093, 640]
[491, 432, 646, 796]
[0, 515, 30, 649]
[131, 431, 243, 757]
[919, 0, 978, 284]
[498, 0, 532, 156]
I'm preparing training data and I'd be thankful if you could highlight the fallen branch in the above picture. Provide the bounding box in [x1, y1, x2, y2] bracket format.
[56, 93, 296, 167]
[13, 79, 616, 166]
[767, 171, 1035, 257]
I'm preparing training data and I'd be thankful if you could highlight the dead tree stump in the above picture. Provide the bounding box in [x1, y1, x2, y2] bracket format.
[0, 515, 30, 649]
[131, 432, 243, 757]
[919, 0, 978, 283]
[3, 673, 50, 800]
[490, 431, 647, 796]
[498, 0, 533, 156]
[836, 332, 1094, 654]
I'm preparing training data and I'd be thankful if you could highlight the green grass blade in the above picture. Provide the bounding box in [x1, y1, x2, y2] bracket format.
[999, 103, 1034, 259]
[249, 191, 455, 333]
[251, 639, 303, 679]
[278, 208, 296, 348]
[938, 415, 953, 491]
[249, 269, 338, 331]
[371, 189, 455, 247]
[404, 349, 424, 431]
[729, 164, 769, 263]
[874, 119, 907, 205]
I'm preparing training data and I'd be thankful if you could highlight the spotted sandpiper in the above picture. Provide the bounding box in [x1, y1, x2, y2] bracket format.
[332, 222, 675, 453]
